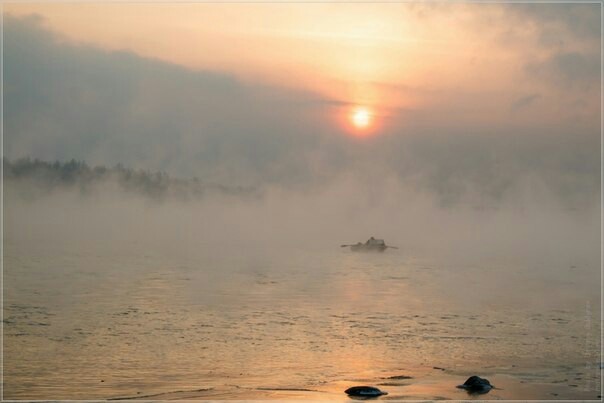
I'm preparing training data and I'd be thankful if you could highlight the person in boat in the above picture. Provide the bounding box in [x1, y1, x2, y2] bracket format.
[343, 238, 397, 251]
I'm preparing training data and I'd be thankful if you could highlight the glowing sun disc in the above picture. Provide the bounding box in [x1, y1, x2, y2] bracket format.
[352, 108, 371, 129]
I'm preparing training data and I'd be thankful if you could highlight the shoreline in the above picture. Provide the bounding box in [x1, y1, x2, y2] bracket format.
[104, 368, 601, 401]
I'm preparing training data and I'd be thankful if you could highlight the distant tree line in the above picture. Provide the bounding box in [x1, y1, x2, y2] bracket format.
[3, 157, 257, 201]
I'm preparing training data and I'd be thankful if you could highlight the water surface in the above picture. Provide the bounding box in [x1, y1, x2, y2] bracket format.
[4, 231, 600, 400]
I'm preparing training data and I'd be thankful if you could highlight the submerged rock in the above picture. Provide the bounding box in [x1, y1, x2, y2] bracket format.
[344, 386, 388, 397]
[456, 376, 493, 394]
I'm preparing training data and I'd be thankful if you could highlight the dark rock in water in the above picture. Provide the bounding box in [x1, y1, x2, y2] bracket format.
[345, 386, 388, 398]
[456, 376, 493, 394]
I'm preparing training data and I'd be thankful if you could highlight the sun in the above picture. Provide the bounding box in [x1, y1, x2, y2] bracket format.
[340, 106, 379, 136]
[351, 107, 371, 129]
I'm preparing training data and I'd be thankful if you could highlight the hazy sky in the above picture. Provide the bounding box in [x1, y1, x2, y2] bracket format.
[3, 2, 601, 208]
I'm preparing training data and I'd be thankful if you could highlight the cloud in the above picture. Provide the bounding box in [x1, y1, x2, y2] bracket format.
[510, 93, 540, 112]
[526, 51, 600, 91]
[4, 14, 344, 188]
[507, 3, 600, 44]
[3, 14, 600, 210]
[503, 4, 601, 94]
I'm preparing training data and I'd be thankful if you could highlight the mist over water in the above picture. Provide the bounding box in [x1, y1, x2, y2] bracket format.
[4, 173, 601, 400]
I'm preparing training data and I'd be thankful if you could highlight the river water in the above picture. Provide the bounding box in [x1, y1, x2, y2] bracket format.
[3, 196, 601, 400]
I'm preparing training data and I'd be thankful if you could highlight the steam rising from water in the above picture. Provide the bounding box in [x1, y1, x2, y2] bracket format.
[6, 167, 599, 271]
[4, 172, 600, 399]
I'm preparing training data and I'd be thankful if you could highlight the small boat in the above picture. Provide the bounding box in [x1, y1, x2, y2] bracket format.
[341, 237, 398, 252]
